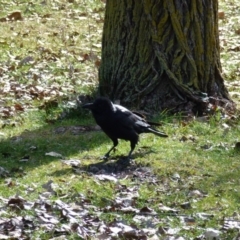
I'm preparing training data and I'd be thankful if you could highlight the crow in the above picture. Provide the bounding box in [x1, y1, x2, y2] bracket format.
[83, 97, 168, 159]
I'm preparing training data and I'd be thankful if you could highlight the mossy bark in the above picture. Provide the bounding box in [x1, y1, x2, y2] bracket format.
[99, 0, 233, 113]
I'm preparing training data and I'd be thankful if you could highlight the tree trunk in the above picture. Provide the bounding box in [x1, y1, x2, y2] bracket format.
[99, 0, 234, 114]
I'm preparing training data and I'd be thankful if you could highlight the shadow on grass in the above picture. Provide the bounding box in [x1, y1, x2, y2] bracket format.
[51, 157, 158, 188]
[0, 116, 109, 178]
[0, 113, 158, 179]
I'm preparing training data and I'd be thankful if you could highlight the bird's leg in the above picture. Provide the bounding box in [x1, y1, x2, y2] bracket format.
[102, 139, 118, 160]
[117, 142, 135, 165]
[127, 141, 136, 159]
[103, 146, 115, 160]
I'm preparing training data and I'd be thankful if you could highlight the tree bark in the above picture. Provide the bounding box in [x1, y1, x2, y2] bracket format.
[99, 0, 234, 114]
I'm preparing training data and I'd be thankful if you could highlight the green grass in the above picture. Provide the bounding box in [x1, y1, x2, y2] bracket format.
[1, 0, 240, 239]
[1, 110, 240, 238]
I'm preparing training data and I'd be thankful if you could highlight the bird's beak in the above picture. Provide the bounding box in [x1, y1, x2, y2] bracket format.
[82, 103, 94, 110]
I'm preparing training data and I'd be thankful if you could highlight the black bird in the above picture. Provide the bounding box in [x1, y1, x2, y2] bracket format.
[83, 97, 168, 159]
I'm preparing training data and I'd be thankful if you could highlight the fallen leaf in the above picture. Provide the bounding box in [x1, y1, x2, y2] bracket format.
[8, 196, 25, 210]
[159, 204, 179, 213]
[42, 180, 57, 195]
[140, 206, 156, 215]
[95, 174, 118, 183]
[0, 11, 23, 22]
[204, 228, 221, 239]
[61, 159, 81, 167]
[0, 167, 9, 177]
[218, 11, 225, 19]
[14, 103, 24, 111]
[45, 151, 63, 158]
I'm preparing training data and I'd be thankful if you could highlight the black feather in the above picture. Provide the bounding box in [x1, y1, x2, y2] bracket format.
[83, 97, 168, 159]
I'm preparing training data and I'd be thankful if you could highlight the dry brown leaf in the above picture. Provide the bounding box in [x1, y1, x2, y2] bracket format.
[14, 103, 24, 111]
[0, 11, 23, 22]
[218, 11, 225, 19]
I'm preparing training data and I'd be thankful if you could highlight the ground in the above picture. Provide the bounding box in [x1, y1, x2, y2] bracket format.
[0, 0, 240, 239]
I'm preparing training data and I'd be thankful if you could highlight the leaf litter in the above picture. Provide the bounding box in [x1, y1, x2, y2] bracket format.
[0, 159, 238, 239]
[0, 0, 104, 122]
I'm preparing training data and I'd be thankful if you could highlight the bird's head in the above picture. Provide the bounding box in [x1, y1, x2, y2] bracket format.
[82, 97, 114, 113]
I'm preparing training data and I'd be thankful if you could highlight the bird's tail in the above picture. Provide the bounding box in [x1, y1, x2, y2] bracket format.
[148, 128, 168, 137]
[147, 121, 163, 126]
[132, 111, 163, 127]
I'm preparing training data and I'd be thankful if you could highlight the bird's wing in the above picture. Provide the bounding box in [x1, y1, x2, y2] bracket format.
[114, 104, 165, 128]
[113, 104, 130, 113]
[135, 120, 149, 128]
[114, 104, 149, 129]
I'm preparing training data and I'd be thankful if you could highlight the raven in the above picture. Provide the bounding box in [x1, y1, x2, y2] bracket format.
[83, 97, 168, 159]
